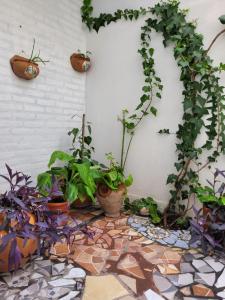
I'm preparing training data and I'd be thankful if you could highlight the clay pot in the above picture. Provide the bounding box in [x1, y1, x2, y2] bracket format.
[47, 201, 69, 214]
[70, 53, 91, 73]
[0, 214, 37, 272]
[97, 184, 126, 218]
[10, 55, 39, 80]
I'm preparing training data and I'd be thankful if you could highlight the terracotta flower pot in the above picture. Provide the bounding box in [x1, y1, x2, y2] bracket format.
[10, 55, 39, 80]
[70, 53, 91, 73]
[0, 214, 37, 272]
[47, 201, 69, 214]
[97, 184, 126, 218]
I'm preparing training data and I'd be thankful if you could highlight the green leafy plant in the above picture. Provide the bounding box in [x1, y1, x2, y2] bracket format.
[27, 39, 49, 64]
[68, 114, 94, 162]
[100, 153, 133, 190]
[124, 197, 161, 224]
[37, 150, 101, 203]
[81, 0, 225, 228]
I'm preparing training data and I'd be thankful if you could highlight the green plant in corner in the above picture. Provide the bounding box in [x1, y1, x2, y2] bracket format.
[81, 0, 225, 228]
[124, 197, 161, 224]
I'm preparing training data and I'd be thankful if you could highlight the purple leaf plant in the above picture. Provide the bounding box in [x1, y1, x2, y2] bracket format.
[0, 164, 88, 271]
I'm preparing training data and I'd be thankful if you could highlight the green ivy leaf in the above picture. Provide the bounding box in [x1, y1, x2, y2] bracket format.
[150, 106, 157, 116]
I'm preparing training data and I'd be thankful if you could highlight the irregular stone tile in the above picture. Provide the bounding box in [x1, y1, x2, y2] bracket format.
[119, 275, 137, 293]
[19, 282, 40, 296]
[47, 287, 72, 299]
[37, 278, 48, 289]
[217, 290, 225, 298]
[192, 260, 213, 273]
[215, 268, 225, 288]
[48, 278, 76, 287]
[59, 291, 80, 300]
[166, 275, 179, 286]
[174, 240, 189, 249]
[52, 263, 65, 275]
[120, 296, 136, 300]
[117, 254, 145, 279]
[193, 254, 204, 259]
[64, 268, 86, 279]
[195, 272, 215, 286]
[144, 288, 164, 300]
[178, 273, 193, 286]
[180, 286, 191, 296]
[30, 273, 44, 280]
[51, 243, 70, 256]
[35, 259, 52, 268]
[162, 285, 177, 300]
[3, 272, 30, 288]
[180, 263, 195, 273]
[192, 284, 214, 297]
[82, 275, 129, 300]
[158, 264, 180, 275]
[163, 235, 177, 245]
[108, 229, 123, 237]
[153, 272, 172, 292]
[183, 298, 215, 300]
[183, 253, 194, 262]
[35, 268, 51, 277]
[204, 258, 224, 272]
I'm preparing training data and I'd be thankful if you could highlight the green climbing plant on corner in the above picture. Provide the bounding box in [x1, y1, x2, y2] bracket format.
[81, 0, 225, 228]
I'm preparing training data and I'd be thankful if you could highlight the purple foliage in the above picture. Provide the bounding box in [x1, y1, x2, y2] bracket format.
[0, 164, 87, 271]
[190, 206, 225, 254]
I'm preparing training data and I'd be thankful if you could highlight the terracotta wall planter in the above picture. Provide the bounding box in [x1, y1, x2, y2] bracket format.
[0, 214, 37, 272]
[70, 53, 91, 73]
[10, 55, 39, 80]
[97, 184, 126, 218]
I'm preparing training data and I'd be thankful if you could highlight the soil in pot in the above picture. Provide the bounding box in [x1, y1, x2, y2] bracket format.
[70, 53, 91, 73]
[97, 184, 126, 218]
[10, 55, 39, 80]
[0, 214, 37, 272]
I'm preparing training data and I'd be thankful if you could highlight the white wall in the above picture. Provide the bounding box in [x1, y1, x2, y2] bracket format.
[0, 0, 86, 189]
[86, 0, 225, 209]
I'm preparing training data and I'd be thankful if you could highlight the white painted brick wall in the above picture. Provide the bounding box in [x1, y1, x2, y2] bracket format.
[0, 0, 86, 190]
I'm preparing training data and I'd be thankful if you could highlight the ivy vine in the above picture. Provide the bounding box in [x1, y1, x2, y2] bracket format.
[81, 0, 225, 227]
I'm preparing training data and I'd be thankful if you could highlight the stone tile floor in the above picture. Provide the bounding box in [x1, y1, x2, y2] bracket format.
[1, 208, 225, 299]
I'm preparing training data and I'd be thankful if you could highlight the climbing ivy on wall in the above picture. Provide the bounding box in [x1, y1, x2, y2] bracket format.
[81, 0, 225, 227]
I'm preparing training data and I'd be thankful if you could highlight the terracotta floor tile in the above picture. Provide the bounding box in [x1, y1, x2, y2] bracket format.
[117, 254, 145, 279]
[192, 284, 214, 297]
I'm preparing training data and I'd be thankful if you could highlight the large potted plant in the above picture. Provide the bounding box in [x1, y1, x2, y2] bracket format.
[37, 150, 100, 212]
[96, 153, 133, 217]
[0, 165, 84, 272]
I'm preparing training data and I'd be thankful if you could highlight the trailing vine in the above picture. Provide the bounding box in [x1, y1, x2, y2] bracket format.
[81, 0, 225, 227]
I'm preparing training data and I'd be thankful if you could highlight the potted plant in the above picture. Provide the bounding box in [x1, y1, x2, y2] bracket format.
[96, 153, 133, 217]
[124, 197, 161, 224]
[37, 150, 100, 212]
[70, 50, 91, 73]
[10, 39, 49, 80]
[68, 114, 99, 208]
[0, 165, 83, 272]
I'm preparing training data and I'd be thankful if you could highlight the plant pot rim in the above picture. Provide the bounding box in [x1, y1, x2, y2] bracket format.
[70, 53, 90, 61]
[10, 55, 39, 66]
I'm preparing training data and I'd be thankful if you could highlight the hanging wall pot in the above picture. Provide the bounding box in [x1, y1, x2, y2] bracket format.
[70, 50, 91, 73]
[10, 39, 49, 80]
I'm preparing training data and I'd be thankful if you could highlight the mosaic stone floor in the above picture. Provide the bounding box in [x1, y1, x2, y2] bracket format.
[2, 208, 225, 299]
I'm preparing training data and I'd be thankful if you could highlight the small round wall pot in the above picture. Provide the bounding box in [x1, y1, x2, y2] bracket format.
[10, 55, 39, 80]
[97, 184, 126, 218]
[0, 214, 37, 272]
[70, 53, 91, 73]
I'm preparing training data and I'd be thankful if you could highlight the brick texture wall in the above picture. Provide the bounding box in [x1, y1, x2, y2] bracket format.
[0, 0, 86, 189]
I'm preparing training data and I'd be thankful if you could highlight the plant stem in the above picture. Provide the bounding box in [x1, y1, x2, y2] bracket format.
[120, 113, 126, 169]
[123, 134, 134, 170]
[81, 114, 86, 160]
[206, 29, 225, 54]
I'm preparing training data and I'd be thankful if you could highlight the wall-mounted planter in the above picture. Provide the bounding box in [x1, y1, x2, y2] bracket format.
[10, 55, 39, 80]
[70, 53, 91, 73]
